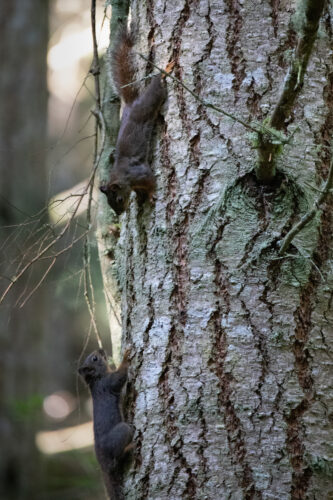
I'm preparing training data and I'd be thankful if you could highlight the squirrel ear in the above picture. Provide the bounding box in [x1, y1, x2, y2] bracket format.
[99, 184, 108, 194]
[78, 366, 89, 376]
[98, 348, 106, 358]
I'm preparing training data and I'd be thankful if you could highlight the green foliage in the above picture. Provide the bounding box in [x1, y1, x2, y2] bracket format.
[9, 394, 43, 420]
[41, 449, 104, 500]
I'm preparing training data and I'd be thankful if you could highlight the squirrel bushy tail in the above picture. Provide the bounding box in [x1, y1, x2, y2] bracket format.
[103, 471, 124, 500]
[111, 25, 139, 104]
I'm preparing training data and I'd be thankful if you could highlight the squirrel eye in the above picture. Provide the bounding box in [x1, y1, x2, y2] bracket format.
[92, 355, 98, 362]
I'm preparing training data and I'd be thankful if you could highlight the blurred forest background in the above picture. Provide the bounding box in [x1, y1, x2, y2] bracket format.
[0, 1, 110, 498]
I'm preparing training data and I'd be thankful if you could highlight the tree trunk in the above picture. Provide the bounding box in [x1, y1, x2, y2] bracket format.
[0, 1, 48, 498]
[98, 1, 333, 498]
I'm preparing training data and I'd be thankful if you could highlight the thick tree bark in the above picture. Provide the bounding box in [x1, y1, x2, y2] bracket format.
[98, 0, 333, 498]
[96, 0, 130, 365]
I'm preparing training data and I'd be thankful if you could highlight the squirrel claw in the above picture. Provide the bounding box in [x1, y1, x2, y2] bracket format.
[149, 192, 157, 204]
[123, 348, 131, 361]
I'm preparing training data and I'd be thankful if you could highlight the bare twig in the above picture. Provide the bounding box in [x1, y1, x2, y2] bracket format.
[39, 230, 88, 260]
[0, 11, 107, 308]
[279, 156, 333, 255]
[0, 194, 86, 305]
[84, 264, 103, 349]
[0, 145, 102, 304]
[82, 108, 105, 349]
[84, 0, 107, 349]
[90, 0, 101, 109]
[19, 258, 56, 308]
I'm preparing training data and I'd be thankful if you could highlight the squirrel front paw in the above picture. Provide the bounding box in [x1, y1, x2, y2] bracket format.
[122, 348, 131, 362]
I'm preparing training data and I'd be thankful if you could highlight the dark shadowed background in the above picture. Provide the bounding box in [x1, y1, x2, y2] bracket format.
[0, 1, 110, 498]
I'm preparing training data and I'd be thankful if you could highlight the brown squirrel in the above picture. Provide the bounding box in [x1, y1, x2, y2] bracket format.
[78, 348, 133, 500]
[99, 26, 167, 215]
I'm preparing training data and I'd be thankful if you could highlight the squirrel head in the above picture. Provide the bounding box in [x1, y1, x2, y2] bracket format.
[100, 182, 131, 215]
[78, 349, 110, 385]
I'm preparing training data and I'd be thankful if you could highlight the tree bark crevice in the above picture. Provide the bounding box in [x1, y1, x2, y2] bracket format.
[97, 1, 333, 497]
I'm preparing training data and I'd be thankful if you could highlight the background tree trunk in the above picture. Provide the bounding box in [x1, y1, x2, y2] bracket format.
[98, 0, 333, 498]
[0, 1, 48, 498]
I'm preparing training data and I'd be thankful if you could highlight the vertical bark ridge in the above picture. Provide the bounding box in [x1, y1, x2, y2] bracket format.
[270, 0, 281, 37]
[286, 285, 314, 499]
[117, 2, 333, 497]
[240, 299, 269, 411]
[123, 227, 135, 342]
[197, 384, 209, 488]
[158, 16, 206, 496]
[133, 287, 155, 380]
[286, 151, 333, 498]
[245, 78, 263, 120]
[192, 0, 216, 119]
[273, 22, 297, 69]
[211, 313, 259, 500]
[318, 70, 333, 177]
[225, 0, 246, 100]
[158, 341, 198, 499]
[170, 0, 192, 137]
[159, 113, 199, 496]
[167, 0, 193, 321]
[137, 432, 156, 499]
[145, 0, 158, 74]
[162, 121, 177, 218]
[208, 223, 260, 499]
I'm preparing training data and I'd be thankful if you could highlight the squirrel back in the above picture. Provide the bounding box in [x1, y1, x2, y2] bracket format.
[111, 26, 139, 104]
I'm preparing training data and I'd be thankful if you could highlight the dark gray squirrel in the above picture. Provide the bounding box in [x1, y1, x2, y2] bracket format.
[78, 348, 133, 500]
[99, 25, 170, 215]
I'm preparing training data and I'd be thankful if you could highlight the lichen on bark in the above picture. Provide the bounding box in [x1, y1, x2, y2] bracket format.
[97, 0, 333, 498]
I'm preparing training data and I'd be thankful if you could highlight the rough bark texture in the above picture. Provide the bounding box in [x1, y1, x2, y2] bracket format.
[96, 0, 130, 365]
[99, 0, 333, 498]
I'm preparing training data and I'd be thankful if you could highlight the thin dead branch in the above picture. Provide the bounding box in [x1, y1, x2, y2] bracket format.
[279, 155, 333, 255]
[83, 0, 107, 349]
[19, 258, 56, 308]
[0, 193, 86, 305]
[90, 0, 101, 109]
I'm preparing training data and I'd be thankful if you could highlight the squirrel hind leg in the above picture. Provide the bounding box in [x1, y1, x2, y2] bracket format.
[123, 442, 135, 454]
[135, 188, 156, 207]
[102, 422, 133, 460]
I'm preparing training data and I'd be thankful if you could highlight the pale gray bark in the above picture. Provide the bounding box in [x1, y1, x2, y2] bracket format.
[96, 0, 130, 365]
[98, 0, 333, 498]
